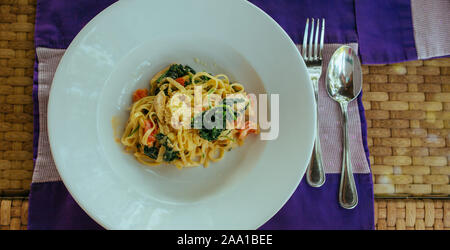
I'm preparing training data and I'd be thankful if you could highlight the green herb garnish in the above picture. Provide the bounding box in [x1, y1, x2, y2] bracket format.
[128, 125, 140, 136]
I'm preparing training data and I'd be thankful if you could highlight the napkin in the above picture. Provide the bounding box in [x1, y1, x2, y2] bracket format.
[31, 0, 450, 230]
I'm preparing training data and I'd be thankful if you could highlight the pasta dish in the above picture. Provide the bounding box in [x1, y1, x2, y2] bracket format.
[121, 64, 259, 168]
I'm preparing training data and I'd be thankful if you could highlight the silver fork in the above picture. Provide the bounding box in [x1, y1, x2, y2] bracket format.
[302, 18, 325, 187]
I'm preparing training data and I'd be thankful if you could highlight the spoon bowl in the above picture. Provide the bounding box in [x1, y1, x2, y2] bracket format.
[326, 45, 362, 209]
[326, 46, 362, 103]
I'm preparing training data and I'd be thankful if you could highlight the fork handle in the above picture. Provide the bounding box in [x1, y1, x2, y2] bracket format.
[306, 78, 325, 187]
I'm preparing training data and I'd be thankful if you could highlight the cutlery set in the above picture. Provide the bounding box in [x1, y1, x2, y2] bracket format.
[302, 18, 362, 209]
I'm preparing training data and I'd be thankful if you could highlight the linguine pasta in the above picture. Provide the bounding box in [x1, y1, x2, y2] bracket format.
[121, 64, 259, 169]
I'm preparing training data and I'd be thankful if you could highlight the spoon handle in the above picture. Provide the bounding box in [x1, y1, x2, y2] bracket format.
[306, 78, 325, 187]
[339, 102, 358, 209]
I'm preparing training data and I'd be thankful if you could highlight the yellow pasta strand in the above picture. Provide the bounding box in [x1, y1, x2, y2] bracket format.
[120, 64, 259, 169]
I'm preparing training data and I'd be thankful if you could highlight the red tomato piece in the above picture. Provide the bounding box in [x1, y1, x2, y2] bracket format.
[132, 89, 148, 102]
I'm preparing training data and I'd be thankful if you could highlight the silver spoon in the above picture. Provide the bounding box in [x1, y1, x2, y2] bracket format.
[325, 45, 362, 209]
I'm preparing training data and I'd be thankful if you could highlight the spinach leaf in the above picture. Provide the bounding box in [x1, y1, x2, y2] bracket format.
[154, 84, 169, 96]
[200, 75, 210, 81]
[193, 74, 211, 84]
[191, 106, 234, 142]
[153, 133, 181, 162]
[155, 73, 166, 84]
[156, 64, 196, 83]
[184, 65, 196, 74]
[163, 148, 180, 162]
[221, 97, 249, 118]
[143, 145, 159, 159]
[156, 133, 167, 143]
[199, 127, 224, 142]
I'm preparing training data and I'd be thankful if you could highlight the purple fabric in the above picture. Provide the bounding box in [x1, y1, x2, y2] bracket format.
[355, 0, 417, 64]
[34, 0, 116, 49]
[250, 0, 358, 44]
[250, 0, 420, 64]
[29, 182, 103, 230]
[260, 174, 374, 229]
[357, 90, 370, 161]
[30, 0, 376, 230]
[28, 174, 374, 230]
[32, 60, 39, 164]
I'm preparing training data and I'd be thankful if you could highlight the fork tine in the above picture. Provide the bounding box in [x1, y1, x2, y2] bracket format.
[319, 18, 325, 60]
[314, 18, 320, 60]
[302, 18, 309, 59]
[308, 18, 314, 61]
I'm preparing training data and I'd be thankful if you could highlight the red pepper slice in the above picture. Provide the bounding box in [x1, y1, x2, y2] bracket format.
[175, 77, 186, 86]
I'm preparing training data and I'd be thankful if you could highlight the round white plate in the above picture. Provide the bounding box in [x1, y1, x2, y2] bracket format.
[48, 0, 315, 229]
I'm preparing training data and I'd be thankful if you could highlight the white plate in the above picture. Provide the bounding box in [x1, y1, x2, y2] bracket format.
[48, 0, 315, 229]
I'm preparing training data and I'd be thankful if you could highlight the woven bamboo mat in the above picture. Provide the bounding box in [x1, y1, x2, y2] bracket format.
[375, 199, 450, 230]
[362, 60, 450, 197]
[0, 198, 448, 230]
[0, 0, 448, 230]
[0, 0, 35, 196]
[0, 198, 27, 230]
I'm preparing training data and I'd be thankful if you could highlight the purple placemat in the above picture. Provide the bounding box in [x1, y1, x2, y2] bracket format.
[31, 43, 372, 230]
[29, 0, 450, 230]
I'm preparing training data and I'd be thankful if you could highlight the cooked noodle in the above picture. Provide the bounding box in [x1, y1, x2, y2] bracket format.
[121, 63, 259, 169]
